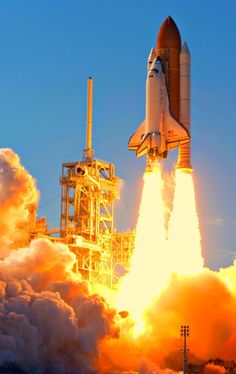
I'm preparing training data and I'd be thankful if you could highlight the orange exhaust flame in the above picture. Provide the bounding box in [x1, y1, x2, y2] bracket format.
[167, 168, 204, 275]
[116, 166, 204, 335]
[116, 163, 169, 333]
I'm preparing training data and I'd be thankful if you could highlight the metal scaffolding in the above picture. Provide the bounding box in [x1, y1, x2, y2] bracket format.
[112, 231, 135, 271]
[60, 157, 121, 285]
[26, 77, 136, 287]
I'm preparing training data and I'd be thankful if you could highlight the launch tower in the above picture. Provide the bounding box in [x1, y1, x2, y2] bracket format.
[60, 78, 134, 285]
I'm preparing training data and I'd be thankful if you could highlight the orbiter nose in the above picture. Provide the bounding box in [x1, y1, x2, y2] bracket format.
[147, 47, 156, 71]
[150, 57, 163, 74]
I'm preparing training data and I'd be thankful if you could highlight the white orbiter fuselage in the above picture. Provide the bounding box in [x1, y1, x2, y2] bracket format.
[128, 56, 190, 160]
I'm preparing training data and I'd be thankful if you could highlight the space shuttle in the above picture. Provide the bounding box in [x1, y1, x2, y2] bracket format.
[128, 54, 190, 160]
[128, 17, 192, 167]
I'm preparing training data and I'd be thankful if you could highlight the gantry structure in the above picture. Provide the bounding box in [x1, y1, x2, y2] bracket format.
[60, 158, 120, 285]
[112, 231, 135, 271]
[21, 78, 135, 286]
[59, 77, 134, 286]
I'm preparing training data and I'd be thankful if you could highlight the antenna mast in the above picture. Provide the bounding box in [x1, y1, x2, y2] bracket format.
[84, 76, 94, 159]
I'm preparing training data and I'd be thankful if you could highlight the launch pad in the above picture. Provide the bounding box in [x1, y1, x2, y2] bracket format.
[4, 15, 236, 374]
[19, 17, 192, 288]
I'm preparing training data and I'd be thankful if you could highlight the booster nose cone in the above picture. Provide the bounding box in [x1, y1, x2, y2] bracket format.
[157, 16, 181, 50]
[181, 41, 190, 55]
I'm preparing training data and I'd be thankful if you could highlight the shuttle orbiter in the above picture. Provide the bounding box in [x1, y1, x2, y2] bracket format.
[128, 56, 190, 160]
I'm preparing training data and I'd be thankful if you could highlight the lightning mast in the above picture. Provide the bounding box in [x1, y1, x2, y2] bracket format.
[84, 77, 94, 160]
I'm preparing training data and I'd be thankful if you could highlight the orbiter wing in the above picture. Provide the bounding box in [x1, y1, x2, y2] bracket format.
[128, 121, 146, 150]
[165, 113, 190, 150]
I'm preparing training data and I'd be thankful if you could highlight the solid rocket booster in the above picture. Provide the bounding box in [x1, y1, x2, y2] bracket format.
[177, 42, 192, 169]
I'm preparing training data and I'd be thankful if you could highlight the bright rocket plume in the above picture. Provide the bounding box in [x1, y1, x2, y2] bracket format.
[116, 165, 204, 333]
[167, 169, 204, 275]
[117, 164, 169, 332]
[100, 166, 236, 373]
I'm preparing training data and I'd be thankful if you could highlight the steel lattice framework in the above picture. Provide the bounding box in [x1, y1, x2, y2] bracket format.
[26, 78, 136, 287]
[60, 157, 122, 286]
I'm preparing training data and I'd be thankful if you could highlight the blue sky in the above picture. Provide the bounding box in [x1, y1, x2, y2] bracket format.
[0, 0, 236, 269]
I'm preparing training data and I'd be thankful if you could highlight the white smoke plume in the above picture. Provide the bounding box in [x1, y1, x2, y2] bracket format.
[0, 239, 119, 374]
[0, 148, 38, 255]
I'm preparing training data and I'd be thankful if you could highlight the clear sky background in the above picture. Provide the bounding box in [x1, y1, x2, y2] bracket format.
[0, 0, 236, 270]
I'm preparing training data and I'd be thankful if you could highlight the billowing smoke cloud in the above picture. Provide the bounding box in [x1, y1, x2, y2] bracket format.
[0, 239, 118, 373]
[204, 364, 226, 374]
[0, 148, 38, 255]
[0, 239, 119, 374]
[143, 270, 236, 364]
[2, 148, 236, 374]
[0, 149, 119, 373]
[100, 269, 236, 372]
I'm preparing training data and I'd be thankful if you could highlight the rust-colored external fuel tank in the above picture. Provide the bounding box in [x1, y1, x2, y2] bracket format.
[156, 16, 181, 121]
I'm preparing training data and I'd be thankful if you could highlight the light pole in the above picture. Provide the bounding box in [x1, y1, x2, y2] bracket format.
[180, 325, 190, 374]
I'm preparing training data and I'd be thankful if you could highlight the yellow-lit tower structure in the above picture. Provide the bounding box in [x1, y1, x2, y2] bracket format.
[60, 77, 123, 285]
